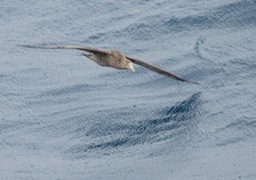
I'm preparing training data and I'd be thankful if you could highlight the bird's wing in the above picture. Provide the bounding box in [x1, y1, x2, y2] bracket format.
[126, 56, 199, 84]
[18, 45, 109, 55]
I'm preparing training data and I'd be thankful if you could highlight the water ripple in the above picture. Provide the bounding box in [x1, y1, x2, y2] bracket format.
[68, 92, 202, 157]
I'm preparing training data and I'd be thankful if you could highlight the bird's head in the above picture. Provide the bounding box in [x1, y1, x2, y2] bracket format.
[126, 60, 135, 72]
[81, 52, 94, 61]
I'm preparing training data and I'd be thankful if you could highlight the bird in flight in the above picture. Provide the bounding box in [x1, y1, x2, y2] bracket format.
[19, 45, 198, 84]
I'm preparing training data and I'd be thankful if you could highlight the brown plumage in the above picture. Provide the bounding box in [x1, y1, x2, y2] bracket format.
[19, 45, 198, 84]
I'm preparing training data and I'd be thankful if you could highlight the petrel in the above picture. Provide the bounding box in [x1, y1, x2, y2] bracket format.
[19, 45, 198, 84]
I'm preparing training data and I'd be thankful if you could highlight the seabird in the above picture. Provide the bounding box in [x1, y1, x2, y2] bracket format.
[19, 45, 198, 84]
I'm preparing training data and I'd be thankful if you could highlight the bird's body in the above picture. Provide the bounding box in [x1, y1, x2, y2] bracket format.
[19, 45, 198, 84]
[83, 50, 133, 71]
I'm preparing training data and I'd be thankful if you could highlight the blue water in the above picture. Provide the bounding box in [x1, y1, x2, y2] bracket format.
[1, 0, 256, 179]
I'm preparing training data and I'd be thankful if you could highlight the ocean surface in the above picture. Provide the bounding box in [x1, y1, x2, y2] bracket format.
[1, 0, 256, 179]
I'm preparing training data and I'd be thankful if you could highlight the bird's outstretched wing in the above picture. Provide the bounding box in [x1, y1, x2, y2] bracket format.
[18, 45, 109, 55]
[126, 56, 199, 84]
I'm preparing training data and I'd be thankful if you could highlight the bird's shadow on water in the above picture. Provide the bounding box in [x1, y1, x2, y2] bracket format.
[67, 92, 202, 158]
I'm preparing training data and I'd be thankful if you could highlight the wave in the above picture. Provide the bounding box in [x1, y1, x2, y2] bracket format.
[117, 0, 256, 40]
[67, 92, 202, 158]
[165, 1, 256, 31]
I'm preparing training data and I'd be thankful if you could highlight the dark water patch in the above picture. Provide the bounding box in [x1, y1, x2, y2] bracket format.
[0, 74, 8, 78]
[164, 1, 256, 32]
[225, 118, 256, 130]
[87, 32, 108, 43]
[120, 0, 256, 40]
[214, 0, 256, 27]
[67, 92, 202, 158]
[216, 137, 245, 147]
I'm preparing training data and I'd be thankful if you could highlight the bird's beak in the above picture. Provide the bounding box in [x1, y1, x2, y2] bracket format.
[81, 52, 89, 57]
[127, 62, 135, 72]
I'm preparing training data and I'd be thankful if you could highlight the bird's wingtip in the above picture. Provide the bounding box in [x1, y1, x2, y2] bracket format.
[18, 44, 33, 48]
